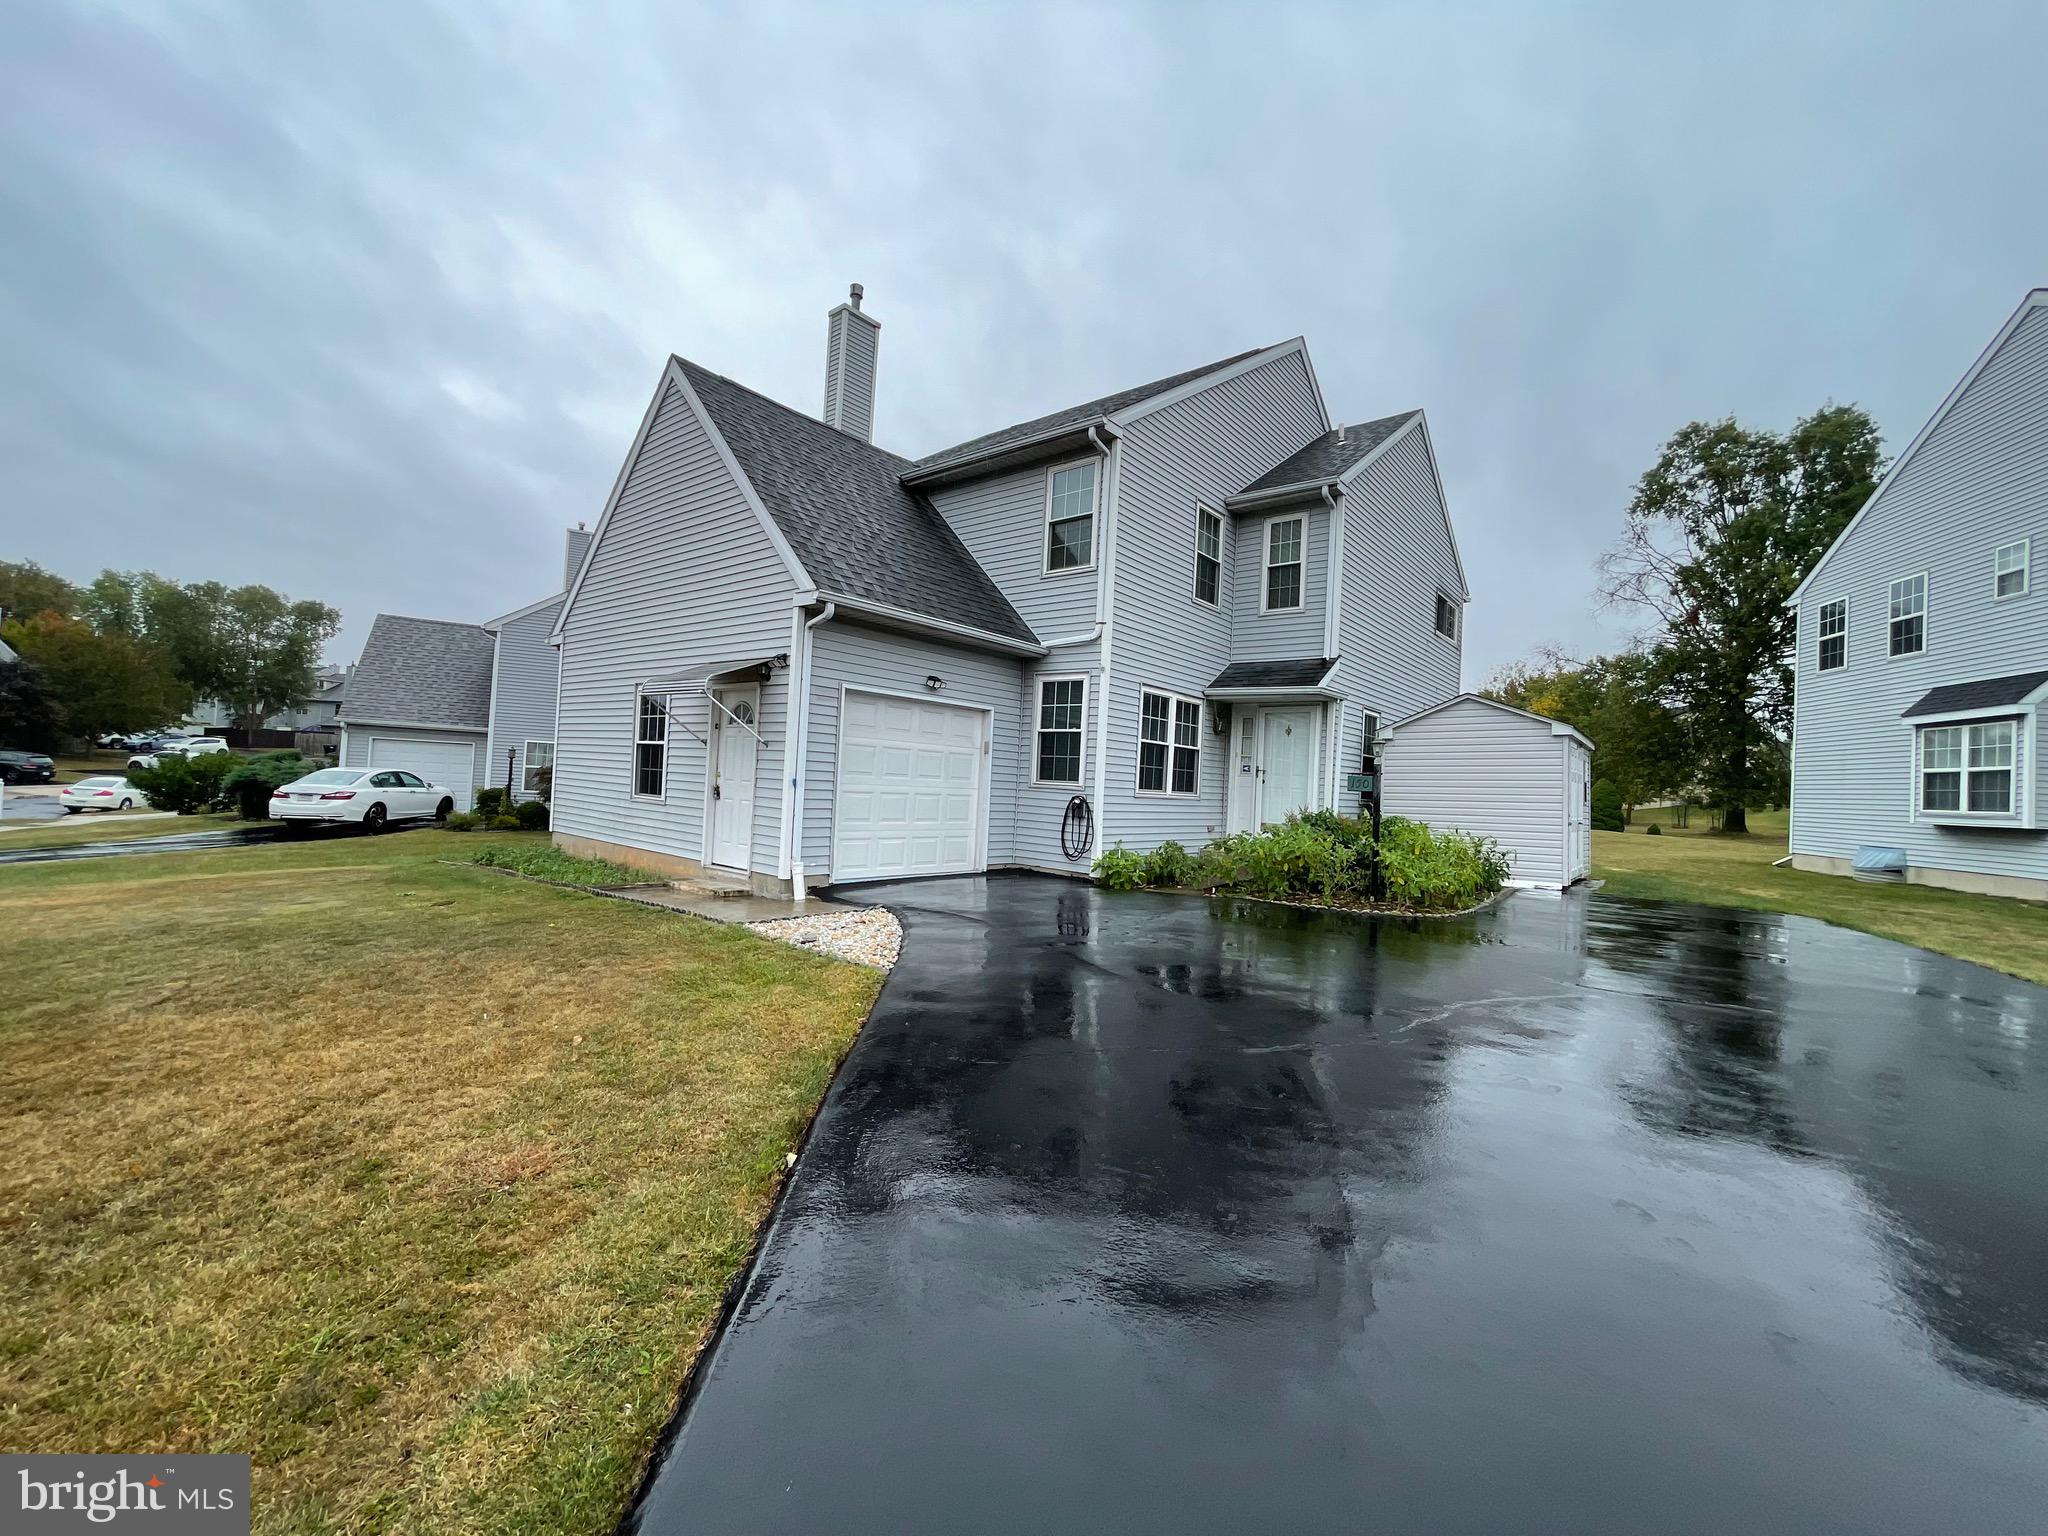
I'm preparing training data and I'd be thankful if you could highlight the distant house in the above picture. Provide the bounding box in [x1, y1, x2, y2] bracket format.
[336, 527, 591, 810]
[1788, 288, 2048, 901]
[547, 286, 1468, 892]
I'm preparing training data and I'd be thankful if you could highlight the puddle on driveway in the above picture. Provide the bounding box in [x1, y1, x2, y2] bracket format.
[627, 876, 2048, 1536]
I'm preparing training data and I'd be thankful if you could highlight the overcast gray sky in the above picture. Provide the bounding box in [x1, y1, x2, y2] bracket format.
[4, 1, 2044, 682]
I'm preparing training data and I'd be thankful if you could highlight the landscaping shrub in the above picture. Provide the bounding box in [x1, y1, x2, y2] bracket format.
[1093, 844, 1146, 891]
[1374, 816, 1511, 910]
[127, 751, 238, 815]
[1646, 823, 1662, 836]
[1590, 777, 1626, 832]
[488, 814, 521, 831]
[514, 797, 549, 831]
[1140, 839, 1196, 888]
[444, 811, 481, 831]
[222, 752, 310, 819]
[474, 786, 510, 820]
[470, 843, 641, 886]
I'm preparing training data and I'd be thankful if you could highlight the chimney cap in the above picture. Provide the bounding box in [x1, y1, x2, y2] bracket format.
[849, 282, 864, 310]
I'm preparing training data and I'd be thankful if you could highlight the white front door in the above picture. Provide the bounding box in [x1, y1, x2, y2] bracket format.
[1258, 706, 1319, 825]
[709, 686, 758, 871]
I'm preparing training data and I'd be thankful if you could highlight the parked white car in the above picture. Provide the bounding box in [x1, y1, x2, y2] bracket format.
[58, 776, 148, 813]
[269, 767, 457, 830]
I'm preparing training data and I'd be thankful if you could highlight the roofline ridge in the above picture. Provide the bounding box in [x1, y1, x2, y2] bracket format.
[672, 354, 912, 464]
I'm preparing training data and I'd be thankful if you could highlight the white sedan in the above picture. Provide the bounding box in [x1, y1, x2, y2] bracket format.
[269, 767, 459, 830]
[58, 776, 148, 813]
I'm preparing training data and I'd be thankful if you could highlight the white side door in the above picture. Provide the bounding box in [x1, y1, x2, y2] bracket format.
[1258, 706, 1318, 825]
[709, 686, 758, 871]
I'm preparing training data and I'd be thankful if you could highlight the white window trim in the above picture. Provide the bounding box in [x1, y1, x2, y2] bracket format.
[1887, 571, 1928, 659]
[632, 692, 668, 801]
[1134, 686, 1203, 798]
[1433, 591, 1460, 644]
[521, 739, 555, 794]
[1994, 537, 2030, 600]
[1192, 503, 1224, 609]
[1816, 595, 1848, 673]
[1031, 673, 1089, 788]
[1260, 514, 1306, 614]
[1909, 713, 2031, 825]
[1041, 455, 1101, 577]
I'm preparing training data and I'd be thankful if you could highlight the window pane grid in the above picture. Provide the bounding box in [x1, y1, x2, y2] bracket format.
[1035, 678, 1084, 785]
[1264, 517, 1304, 611]
[1139, 690, 1198, 795]
[634, 696, 666, 797]
[1046, 463, 1097, 572]
[1921, 722, 2018, 815]
[1817, 599, 1846, 671]
[1996, 541, 2028, 598]
[1195, 509, 1222, 606]
[1888, 575, 1926, 656]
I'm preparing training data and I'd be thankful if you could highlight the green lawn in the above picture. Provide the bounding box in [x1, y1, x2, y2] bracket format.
[0, 830, 880, 1534]
[0, 810, 237, 845]
[1593, 813, 2048, 987]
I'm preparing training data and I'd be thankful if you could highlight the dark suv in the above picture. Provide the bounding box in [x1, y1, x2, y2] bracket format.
[0, 750, 57, 784]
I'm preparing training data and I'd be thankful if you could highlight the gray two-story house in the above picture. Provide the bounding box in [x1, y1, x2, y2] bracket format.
[550, 287, 1467, 891]
[1788, 287, 2048, 901]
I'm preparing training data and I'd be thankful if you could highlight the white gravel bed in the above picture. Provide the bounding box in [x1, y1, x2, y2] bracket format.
[746, 906, 901, 969]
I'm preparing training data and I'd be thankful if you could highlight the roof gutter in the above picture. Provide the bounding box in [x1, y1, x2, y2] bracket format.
[334, 716, 489, 734]
[1224, 478, 1340, 514]
[901, 416, 1117, 490]
[815, 592, 1047, 657]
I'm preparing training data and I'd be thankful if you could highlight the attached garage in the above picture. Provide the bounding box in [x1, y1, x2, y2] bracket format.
[832, 689, 988, 882]
[1379, 694, 1595, 889]
[368, 734, 480, 812]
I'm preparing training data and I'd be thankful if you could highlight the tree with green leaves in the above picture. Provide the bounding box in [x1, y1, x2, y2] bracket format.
[0, 612, 190, 741]
[1599, 405, 1882, 833]
[0, 657, 61, 750]
[1483, 648, 1694, 817]
[0, 561, 81, 625]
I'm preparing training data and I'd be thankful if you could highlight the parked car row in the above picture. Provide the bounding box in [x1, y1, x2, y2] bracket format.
[127, 737, 229, 773]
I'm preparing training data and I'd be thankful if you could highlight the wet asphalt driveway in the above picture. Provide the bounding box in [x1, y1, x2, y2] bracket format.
[627, 875, 2048, 1535]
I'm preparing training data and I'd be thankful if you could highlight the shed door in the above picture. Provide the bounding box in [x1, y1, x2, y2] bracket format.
[1568, 745, 1591, 879]
[833, 691, 986, 882]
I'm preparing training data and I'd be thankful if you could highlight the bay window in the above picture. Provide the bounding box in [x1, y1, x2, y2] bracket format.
[1919, 719, 2015, 816]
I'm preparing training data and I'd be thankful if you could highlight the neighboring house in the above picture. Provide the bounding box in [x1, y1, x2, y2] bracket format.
[340, 527, 592, 810]
[550, 285, 1468, 892]
[1788, 287, 2048, 901]
[1380, 693, 1594, 889]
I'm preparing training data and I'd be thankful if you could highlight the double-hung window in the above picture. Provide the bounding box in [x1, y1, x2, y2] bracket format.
[1034, 677, 1086, 785]
[1263, 516, 1304, 612]
[1137, 689, 1201, 795]
[1194, 506, 1223, 607]
[1816, 598, 1847, 671]
[633, 695, 667, 798]
[1995, 539, 2030, 599]
[1919, 720, 2016, 815]
[522, 740, 555, 795]
[1434, 593, 1459, 641]
[1044, 460, 1098, 573]
[1888, 574, 1926, 656]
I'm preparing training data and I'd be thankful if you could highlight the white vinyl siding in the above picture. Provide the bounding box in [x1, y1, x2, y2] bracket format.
[1230, 506, 1330, 661]
[928, 462, 1102, 644]
[1380, 697, 1580, 887]
[483, 595, 563, 802]
[1790, 299, 2048, 885]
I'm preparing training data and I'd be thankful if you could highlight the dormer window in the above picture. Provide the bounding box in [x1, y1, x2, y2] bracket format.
[1262, 516, 1304, 612]
[1043, 460, 1098, 574]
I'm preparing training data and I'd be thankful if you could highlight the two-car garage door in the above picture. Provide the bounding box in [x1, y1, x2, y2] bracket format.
[833, 691, 986, 883]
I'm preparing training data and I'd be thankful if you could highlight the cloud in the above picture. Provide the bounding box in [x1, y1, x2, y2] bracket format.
[3, 0, 2044, 682]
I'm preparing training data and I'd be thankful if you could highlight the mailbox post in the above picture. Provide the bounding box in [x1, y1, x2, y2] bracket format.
[1345, 746, 1385, 904]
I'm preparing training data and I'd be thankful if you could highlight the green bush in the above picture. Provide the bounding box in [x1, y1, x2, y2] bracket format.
[474, 787, 511, 819]
[488, 814, 521, 831]
[1374, 816, 1510, 910]
[1590, 778, 1625, 831]
[1093, 844, 1146, 891]
[222, 752, 310, 820]
[514, 798, 549, 831]
[127, 751, 239, 815]
[444, 811, 481, 831]
[1140, 839, 1196, 887]
[1646, 823, 1662, 836]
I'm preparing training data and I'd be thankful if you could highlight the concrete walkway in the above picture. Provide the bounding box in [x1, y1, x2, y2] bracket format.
[599, 884, 853, 924]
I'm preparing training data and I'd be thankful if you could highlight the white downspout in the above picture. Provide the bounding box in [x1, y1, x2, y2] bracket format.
[1087, 427, 1120, 857]
[786, 600, 835, 903]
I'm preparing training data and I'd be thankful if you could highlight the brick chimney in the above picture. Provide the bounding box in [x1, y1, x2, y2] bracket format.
[821, 283, 880, 441]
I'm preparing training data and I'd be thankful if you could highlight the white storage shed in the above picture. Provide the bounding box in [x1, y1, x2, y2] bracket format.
[1378, 694, 1595, 889]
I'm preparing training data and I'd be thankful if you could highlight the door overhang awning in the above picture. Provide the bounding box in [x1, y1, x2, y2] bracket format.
[639, 654, 786, 697]
[1204, 657, 1340, 700]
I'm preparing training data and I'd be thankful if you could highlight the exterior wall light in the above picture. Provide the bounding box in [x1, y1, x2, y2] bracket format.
[925, 675, 946, 692]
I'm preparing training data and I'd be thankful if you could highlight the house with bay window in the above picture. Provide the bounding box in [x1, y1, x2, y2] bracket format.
[547, 285, 1466, 892]
[1788, 287, 2048, 900]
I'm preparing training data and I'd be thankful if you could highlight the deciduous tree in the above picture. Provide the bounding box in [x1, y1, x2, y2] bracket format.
[0, 613, 190, 742]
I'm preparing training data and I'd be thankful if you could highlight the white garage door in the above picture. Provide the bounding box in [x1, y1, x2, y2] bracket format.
[368, 737, 477, 811]
[833, 691, 986, 882]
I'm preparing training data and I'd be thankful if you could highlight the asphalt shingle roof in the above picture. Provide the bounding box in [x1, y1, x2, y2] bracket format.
[1900, 670, 2048, 719]
[1208, 658, 1336, 691]
[678, 359, 1038, 646]
[1237, 412, 1420, 496]
[340, 614, 494, 729]
[910, 346, 1271, 477]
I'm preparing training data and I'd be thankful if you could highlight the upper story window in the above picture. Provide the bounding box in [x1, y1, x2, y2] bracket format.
[1034, 676, 1086, 785]
[1816, 598, 1847, 671]
[1194, 506, 1223, 607]
[1137, 688, 1201, 795]
[1919, 719, 2015, 815]
[1434, 593, 1460, 641]
[1262, 516, 1304, 612]
[1995, 539, 2030, 599]
[1043, 460, 1098, 574]
[633, 694, 667, 798]
[1888, 573, 1926, 657]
